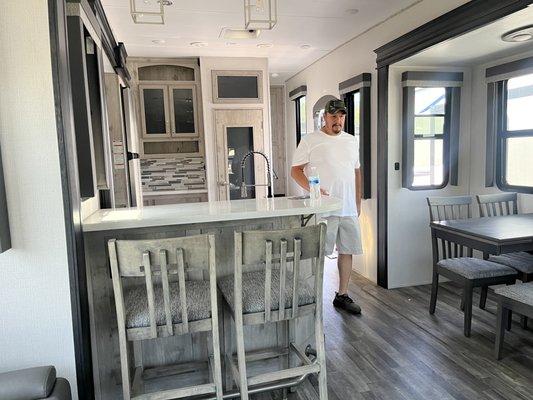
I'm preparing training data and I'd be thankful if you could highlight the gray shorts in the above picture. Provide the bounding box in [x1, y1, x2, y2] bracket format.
[321, 216, 363, 256]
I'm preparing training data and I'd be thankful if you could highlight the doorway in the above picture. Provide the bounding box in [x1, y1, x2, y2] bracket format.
[214, 109, 266, 200]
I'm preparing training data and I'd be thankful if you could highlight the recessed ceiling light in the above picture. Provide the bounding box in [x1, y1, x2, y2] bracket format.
[190, 41, 208, 47]
[346, 8, 359, 14]
[152, 39, 166, 44]
[271, 73, 279, 78]
[502, 25, 533, 42]
[257, 43, 273, 48]
[300, 44, 312, 50]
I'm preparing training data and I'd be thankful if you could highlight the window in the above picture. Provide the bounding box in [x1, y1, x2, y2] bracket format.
[499, 73, 533, 191]
[295, 95, 307, 144]
[340, 72, 372, 198]
[401, 71, 463, 190]
[412, 87, 446, 187]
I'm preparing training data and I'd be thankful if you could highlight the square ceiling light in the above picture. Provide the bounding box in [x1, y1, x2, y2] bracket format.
[244, 0, 277, 30]
[130, 0, 165, 25]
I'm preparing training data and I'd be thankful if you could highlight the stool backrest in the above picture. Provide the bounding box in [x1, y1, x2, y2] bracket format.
[108, 234, 216, 338]
[476, 192, 518, 217]
[234, 222, 327, 322]
[427, 196, 473, 262]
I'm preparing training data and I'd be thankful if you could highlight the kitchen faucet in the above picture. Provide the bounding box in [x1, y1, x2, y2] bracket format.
[240, 151, 274, 198]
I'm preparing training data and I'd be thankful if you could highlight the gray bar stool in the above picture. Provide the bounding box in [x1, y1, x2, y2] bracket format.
[108, 234, 223, 400]
[218, 223, 328, 400]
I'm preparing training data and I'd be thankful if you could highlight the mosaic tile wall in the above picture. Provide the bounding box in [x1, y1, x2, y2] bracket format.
[141, 157, 206, 192]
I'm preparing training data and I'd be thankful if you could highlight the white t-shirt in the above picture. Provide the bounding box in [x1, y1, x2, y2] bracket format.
[292, 129, 360, 217]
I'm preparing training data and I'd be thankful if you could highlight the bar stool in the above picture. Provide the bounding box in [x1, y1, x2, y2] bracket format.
[477, 192, 533, 328]
[108, 234, 223, 400]
[427, 196, 517, 337]
[218, 223, 328, 400]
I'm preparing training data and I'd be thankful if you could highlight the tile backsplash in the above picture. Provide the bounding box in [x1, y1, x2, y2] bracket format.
[141, 157, 206, 192]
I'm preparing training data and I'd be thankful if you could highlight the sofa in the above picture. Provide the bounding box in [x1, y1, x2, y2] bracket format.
[0, 366, 71, 400]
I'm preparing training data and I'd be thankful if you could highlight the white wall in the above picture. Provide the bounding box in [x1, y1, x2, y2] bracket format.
[0, 1, 78, 397]
[387, 66, 472, 288]
[284, 0, 468, 284]
[469, 49, 533, 213]
[199, 57, 272, 200]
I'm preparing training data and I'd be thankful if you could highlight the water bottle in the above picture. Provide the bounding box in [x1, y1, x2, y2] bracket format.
[308, 167, 321, 204]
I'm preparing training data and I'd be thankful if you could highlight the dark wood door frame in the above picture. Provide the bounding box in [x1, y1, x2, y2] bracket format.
[374, 0, 533, 288]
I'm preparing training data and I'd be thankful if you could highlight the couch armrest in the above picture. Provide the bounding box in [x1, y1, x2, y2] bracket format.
[0, 366, 56, 400]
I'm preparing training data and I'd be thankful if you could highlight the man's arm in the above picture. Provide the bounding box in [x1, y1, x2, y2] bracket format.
[291, 164, 310, 192]
[355, 168, 362, 216]
[291, 165, 329, 195]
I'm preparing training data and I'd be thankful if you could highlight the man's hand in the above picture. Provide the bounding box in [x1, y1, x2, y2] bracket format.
[320, 188, 330, 196]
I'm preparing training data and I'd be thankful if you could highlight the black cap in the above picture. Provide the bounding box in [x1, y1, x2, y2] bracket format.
[324, 99, 347, 115]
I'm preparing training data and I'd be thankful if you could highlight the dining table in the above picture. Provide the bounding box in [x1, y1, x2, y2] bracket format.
[430, 213, 533, 255]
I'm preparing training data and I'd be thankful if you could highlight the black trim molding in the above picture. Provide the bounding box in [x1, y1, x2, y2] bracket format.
[0, 143, 11, 254]
[48, 0, 94, 398]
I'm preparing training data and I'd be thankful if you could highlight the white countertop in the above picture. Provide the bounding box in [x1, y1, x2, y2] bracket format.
[82, 196, 342, 232]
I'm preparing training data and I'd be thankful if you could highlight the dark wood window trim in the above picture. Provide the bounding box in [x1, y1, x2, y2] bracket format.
[342, 82, 371, 199]
[294, 95, 306, 145]
[374, 0, 532, 289]
[496, 79, 533, 194]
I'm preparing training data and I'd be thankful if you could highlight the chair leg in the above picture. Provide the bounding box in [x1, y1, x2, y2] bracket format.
[223, 309, 234, 391]
[521, 316, 528, 329]
[460, 294, 465, 311]
[314, 312, 328, 400]
[479, 286, 488, 310]
[495, 304, 507, 360]
[429, 271, 439, 315]
[118, 329, 132, 400]
[464, 284, 474, 337]
[211, 323, 224, 399]
[506, 310, 513, 331]
[234, 314, 249, 400]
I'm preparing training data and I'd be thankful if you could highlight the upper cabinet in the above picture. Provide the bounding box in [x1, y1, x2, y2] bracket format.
[129, 59, 204, 157]
[139, 84, 199, 138]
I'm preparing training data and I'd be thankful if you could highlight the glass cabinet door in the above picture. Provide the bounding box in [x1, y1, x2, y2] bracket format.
[170, 85, 197, 136]
[140, 85, 169, 136]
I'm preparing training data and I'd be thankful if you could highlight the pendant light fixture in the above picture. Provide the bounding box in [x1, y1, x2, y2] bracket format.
[244, 0, 277, 30]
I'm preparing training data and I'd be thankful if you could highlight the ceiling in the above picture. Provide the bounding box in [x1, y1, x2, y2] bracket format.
[101, 0, 419, 84]
[398, 6, 533, 67]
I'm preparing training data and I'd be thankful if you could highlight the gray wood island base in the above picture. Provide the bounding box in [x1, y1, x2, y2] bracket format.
[82, 197, 341, 399]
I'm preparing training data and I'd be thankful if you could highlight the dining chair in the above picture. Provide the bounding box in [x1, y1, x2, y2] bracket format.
[494, 282, 533, 360]
[427, 196, 517, 337]
[477, 192, 533, 328]
[108, 234, 223, 400]
[218, 223, 328, 400]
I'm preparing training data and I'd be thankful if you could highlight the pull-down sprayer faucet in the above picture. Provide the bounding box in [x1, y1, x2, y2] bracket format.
[239, 151, 275, 198]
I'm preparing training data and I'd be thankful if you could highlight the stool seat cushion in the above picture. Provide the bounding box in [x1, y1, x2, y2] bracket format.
[495, 282, 533, 307]
[124, 281, 211, 329]
[437, 257, 517, 280]
[489, 252, 533, 274]
[218, 270, 315, 314]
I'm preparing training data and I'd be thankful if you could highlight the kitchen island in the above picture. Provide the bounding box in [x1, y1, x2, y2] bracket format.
[82, 196, 341, 399]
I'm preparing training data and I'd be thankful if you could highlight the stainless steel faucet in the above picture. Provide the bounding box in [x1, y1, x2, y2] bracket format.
[240, 151, 274, 198]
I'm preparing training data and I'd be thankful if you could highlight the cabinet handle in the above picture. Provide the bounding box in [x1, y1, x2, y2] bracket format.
[218, 181, 228, 186]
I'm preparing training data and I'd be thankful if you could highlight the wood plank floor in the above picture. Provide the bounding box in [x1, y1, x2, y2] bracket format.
[255, 257, 533, 400]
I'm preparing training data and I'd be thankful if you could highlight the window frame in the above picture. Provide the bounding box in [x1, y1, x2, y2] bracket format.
[294, 95, 306, 145]
[496, 77, 533, 194]
[402, 86, 452, 191]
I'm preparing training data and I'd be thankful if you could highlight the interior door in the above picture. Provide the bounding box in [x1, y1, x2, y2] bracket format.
[214, 109, 265, 201]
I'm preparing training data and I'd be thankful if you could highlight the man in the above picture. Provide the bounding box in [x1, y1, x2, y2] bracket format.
[291, 98, 362, 315]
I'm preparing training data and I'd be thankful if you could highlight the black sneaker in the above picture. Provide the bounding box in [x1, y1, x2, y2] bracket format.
[333, 293, 361, 315]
